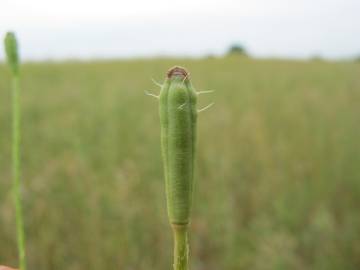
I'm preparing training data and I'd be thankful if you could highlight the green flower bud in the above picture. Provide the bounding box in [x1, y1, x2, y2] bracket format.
[159, 66, 197, 225]
[4, 32, 20, 75]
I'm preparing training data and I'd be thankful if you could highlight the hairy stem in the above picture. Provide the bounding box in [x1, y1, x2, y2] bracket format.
[172, 225, 189, 270]
[12, 75, 26, 270]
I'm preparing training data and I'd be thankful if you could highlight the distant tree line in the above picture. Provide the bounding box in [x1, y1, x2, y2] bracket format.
[227, 44, 248, 56]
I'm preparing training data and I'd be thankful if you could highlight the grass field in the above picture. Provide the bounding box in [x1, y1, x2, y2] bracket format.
[0, 56, 360, 270]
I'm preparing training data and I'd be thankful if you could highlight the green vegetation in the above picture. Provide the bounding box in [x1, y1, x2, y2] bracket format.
[0, 57, 359, 270]
[3, 32, 27, 270]
[158, 67, 198, 270]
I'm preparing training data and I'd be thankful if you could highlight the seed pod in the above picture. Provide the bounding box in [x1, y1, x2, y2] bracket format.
[159, 66, 197, 225]
[4, 32, 20, 75]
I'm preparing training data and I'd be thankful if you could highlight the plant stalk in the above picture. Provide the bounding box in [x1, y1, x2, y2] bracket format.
[172, 224, 189, 270]
[12, 75, 26, 270]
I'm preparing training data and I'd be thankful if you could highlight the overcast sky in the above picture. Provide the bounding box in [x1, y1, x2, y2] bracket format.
[0, 0, 359, 60]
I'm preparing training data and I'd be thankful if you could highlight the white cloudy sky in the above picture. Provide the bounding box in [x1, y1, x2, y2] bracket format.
[0, 0, 359, 60]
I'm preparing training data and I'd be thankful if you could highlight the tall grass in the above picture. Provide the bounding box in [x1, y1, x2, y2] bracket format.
[4, 32, 26, 270]
[0, 57, 359, 270]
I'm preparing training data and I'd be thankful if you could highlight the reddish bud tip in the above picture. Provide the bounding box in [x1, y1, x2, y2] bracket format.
[167, 66, 188, 79]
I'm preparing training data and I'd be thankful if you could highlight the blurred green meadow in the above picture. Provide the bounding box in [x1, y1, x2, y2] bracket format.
[0, 56, 360, 270]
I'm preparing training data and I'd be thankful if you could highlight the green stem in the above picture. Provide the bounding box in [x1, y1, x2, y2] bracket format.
[172, 225, 189, 270]
[12, 75, 26, 270]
